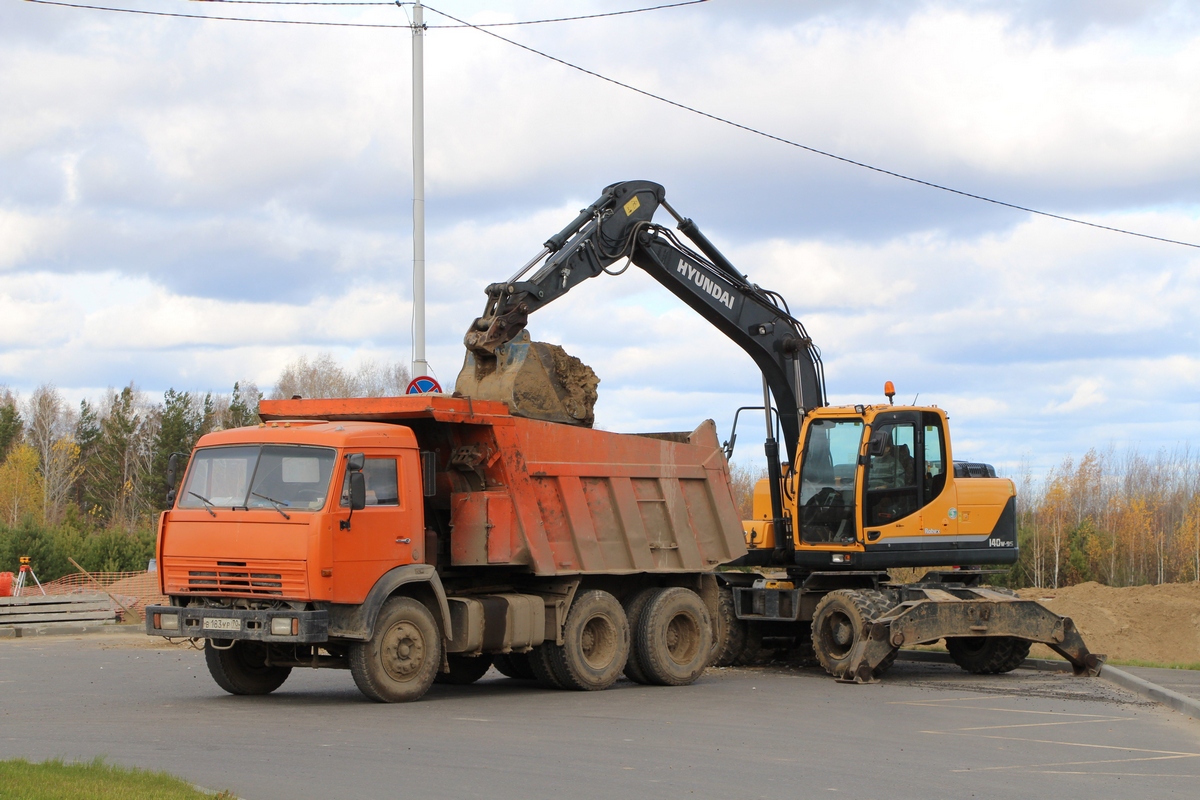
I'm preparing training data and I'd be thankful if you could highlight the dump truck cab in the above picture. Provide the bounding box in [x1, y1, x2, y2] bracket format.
[742, 404, 1017, 570]
[160, 420, 425, 620]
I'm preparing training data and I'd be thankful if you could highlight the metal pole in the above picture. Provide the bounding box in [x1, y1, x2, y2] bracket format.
[411, 1, 429, 379]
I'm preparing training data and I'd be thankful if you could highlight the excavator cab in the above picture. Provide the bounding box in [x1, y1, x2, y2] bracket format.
[744, 403, 1018, 571]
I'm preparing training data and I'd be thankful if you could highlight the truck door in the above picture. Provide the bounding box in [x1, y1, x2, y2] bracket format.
[332, 454, 416, 604]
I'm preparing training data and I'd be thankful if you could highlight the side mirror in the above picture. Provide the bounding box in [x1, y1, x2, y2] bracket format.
[349, 471, 367, 511]
[347, 452, 365, 472]
[868, 432, 888, 457]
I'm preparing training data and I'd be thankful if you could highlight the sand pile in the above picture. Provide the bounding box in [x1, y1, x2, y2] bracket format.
[1017, 581, 1200, 666]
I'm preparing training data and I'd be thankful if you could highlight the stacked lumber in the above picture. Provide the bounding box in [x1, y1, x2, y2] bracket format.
[0, 593, 118, 629]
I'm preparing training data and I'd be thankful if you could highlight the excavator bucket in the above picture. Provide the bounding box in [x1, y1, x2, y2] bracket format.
[454, 331, 600, 427]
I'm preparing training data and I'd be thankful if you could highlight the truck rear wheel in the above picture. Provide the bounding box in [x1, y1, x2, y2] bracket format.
[529, 644, 567, 689]
[205, 640, 292, 695]
[811, 589, 895, 678]
[350, 596, 441, 703]
[946, 636, 1032, 674]
[636, 587, 712, 686]
[622, 588, 659, 684]
[547, 590, 629, 691]
[435, 654, 494, 685]
[492, 652, 536, 680]
[710, 584, 746, 668]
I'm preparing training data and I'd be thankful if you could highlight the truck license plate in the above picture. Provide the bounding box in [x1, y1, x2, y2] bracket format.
[202, 617, 241, 632]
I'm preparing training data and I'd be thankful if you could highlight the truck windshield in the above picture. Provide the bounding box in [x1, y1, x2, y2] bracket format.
[178, 445, 337, 512]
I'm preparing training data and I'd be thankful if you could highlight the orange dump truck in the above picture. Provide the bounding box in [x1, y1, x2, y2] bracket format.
[146, 395, 746, 702]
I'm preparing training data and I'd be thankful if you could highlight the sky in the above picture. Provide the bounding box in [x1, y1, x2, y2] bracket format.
[1, 0, 1198, 477]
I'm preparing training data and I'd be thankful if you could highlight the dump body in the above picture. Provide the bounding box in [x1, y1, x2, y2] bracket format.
[256, 394, 746, 576]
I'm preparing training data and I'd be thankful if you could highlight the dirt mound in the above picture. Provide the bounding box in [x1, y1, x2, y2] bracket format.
[1017, 581, 1200, 666]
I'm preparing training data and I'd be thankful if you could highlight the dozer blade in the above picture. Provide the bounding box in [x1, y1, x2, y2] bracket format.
[840, 587, 1106, 683]
[454, 331, 600, 427]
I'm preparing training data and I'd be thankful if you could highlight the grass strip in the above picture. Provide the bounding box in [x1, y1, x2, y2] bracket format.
[0, 757, 234, 799]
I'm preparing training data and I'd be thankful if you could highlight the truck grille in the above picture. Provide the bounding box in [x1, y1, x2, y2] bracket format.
[163, 557, 308, 599]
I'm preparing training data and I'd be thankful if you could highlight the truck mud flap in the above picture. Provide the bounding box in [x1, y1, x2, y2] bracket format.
[840, 587, 1105, 684]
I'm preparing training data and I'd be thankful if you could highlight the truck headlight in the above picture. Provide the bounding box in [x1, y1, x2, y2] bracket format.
[157, 613, 180, 631]
[271, 617, 297, 636]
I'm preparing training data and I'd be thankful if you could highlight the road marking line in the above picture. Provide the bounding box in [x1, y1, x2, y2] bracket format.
[952, 718, 1130, 731]
[953, 754, 1200, 772]
[1033, 770, 1200, 777]
[898, 702, 1117, 718]
[923, 732, 1200, 757]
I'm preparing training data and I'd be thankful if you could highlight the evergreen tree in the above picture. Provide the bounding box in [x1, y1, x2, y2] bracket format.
[227, 382, 261, 429]
[74, 400, 102, 513]
[146, 389, 203, 510]
[0, 400, 21, 463]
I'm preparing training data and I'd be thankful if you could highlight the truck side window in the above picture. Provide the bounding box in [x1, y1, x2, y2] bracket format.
[341, 458, 400, 507]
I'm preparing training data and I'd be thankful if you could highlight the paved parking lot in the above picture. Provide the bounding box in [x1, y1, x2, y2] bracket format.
[3, 631, 1198, 800]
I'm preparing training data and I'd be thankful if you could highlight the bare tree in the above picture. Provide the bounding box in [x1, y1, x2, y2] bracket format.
[270, 353, 412, 400]
[25, 384, 80, 524]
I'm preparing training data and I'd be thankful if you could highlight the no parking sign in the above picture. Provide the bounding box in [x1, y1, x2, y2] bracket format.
[406, 376, 443, 395]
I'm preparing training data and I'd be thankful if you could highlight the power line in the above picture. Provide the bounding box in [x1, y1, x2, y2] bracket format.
[26, 0, 411, 28]
[423, 1, 711, 28]
[422, 3, 1200, 250]
[191, 0, 710, 28]
[25, 0, 1199, 248]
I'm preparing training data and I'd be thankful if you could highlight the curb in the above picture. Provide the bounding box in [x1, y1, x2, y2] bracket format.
[897, 649, 1200, 722]
[0, 623, 142, 639]
[1101, 665, 1200, 722]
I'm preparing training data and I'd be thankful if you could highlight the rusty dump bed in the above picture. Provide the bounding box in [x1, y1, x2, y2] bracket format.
[260, 395, 747, 576]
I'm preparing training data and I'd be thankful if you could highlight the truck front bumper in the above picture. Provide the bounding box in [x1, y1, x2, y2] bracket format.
[145, 604, 329, 644]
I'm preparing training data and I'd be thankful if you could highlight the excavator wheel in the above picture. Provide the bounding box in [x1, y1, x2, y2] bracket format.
[709, 584, 746, 668]
[946, 636, 1032, 675]
[810, 589, 896, 679]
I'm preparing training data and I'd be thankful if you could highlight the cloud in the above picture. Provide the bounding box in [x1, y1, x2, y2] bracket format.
[2, 0, 1199, 479]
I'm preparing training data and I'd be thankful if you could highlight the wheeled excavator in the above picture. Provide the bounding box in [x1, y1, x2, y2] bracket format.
[458, 180, 1103, 682]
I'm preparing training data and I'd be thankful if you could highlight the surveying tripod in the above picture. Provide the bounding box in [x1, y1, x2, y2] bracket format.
[13, 556, 45, 597]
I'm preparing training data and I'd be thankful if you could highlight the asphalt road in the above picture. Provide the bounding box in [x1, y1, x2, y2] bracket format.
[2, 631, 1198, 800]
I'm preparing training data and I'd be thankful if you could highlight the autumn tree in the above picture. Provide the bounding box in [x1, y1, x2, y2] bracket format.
[0, 388, 21, 462]
[0, 444, 44, 526]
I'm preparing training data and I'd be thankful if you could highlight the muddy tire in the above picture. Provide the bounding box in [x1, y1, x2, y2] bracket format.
[529, 644, 567, 689]
[205, 640, 292, 696]
[546, 590, 629, 691]
[636, 587, 712, 686]
[946, 636, 1032, 674]
[492, 652, 536, 680]
[811, 589, 895, 678]
[350, 596, 441, 703]
[733, 621, 766, 666]
[710, 584, 747, 668]
[622, 588, 659, 685]
[435, 653, 494, 685]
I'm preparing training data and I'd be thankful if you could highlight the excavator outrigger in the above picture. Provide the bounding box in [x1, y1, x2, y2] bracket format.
[459, 180, 1103, 681]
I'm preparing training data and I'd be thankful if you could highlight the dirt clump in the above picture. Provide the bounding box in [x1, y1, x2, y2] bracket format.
[1017, 581, 1200, 666]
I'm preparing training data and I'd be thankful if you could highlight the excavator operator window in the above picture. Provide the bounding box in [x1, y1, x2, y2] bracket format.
[797, 418, 863, 544]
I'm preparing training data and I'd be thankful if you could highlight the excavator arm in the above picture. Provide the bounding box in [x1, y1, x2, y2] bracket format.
[463, 180, 827, 464]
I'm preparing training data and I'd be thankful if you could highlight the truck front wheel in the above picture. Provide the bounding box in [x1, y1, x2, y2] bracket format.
[205, 640, 292, 695]
[350, 596, 442, 702]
